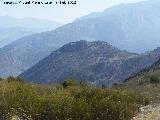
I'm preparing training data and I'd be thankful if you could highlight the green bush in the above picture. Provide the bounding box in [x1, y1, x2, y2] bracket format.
[7, 76, 25, 83]
[150, 75, 160, 84]
[0, 77, 149, 120]
[62, 79, 78, 88]
[0, 78, 3, 81]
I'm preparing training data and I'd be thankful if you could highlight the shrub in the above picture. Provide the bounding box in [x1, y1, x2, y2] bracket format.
[62, 79, 78, 88]
[0, 77, 149, 120]
[150, 75, 160, 84]
[0, 78, 3, 81]
[7, 76, 25, 83]
[79, 80, 87, 87]
[74, 88, 142, 120]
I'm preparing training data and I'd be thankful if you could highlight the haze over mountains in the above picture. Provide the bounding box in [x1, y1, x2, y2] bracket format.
[0, 16, 62, 47]
[75, 0, 160, 52]
[0, 16, 62, 31]
[1, 0, 160, 86]
[0, 27, 36, 48]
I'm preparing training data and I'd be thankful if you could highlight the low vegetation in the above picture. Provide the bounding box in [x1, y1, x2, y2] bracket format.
[121, 72, 160, 103]
[149, 75, 160, 84]
[118, 72, 160, 120]
[0, 77, 149, 120]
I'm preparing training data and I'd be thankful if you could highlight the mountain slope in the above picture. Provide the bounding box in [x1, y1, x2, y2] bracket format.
[1, 0, 160, 77]
[124, 57, 160, 86]
[19, 41, 160, 86]
[19, 41, 136, 85]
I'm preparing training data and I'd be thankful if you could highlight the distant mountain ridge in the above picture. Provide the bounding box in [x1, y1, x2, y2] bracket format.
[1, 0, 160, 77]
[0, 16, 62, 48]
[0, 16, 62, 31]
[0, 27, 37, 48]
[75, 0, 160, 52]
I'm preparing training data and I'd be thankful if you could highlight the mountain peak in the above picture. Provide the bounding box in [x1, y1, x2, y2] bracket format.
[55, 40, 115, 55]
[20, 41, 136, 85]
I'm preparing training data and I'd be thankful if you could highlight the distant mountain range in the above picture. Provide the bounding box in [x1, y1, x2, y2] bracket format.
[74, 0, 160, 53]
[0, 16, 62, 31]
[0, 16, 62, 47]
[19, 41, 160, 86]
[0, 27, 37, 48]
[1, 0, 160, 81]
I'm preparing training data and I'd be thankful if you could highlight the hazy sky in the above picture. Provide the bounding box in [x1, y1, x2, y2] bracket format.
[0, 0, 145, 23]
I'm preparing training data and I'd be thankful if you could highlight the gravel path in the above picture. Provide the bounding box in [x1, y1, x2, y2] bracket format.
[132, 104, 160, 120]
